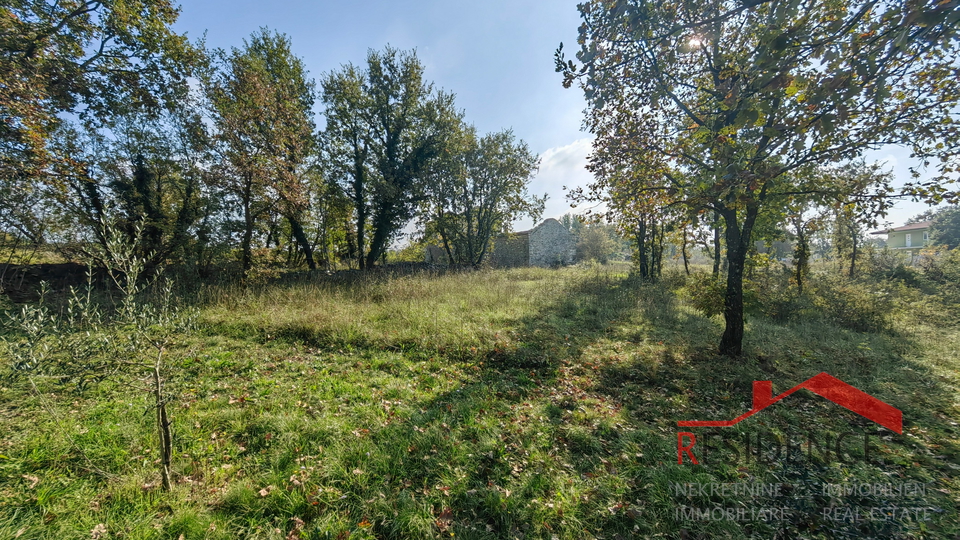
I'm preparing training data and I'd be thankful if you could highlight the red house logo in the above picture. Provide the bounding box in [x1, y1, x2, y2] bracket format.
[679, 372, 902, 433]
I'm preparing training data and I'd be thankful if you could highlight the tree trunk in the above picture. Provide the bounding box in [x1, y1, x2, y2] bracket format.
[240, 176, 254, 275]
[365, 210, 392, 270]
[794, 219, 808, 295]
[718, 206, 758, 358]
[849, 231, 858, 278]
[713, 211, 722, 277]
[681, 227, 690, 276]
[153, 350, 173, 492]
[353, 151, 367, 270]
[287, 214, 316, 270]
[719, 241, 747, 357]
[636, 218, 648, 280]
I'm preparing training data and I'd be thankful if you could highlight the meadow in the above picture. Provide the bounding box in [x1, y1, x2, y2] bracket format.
[0, 263, 958, 539]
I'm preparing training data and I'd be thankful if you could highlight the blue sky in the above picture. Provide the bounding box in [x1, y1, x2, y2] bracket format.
[172, 0, 937, 231]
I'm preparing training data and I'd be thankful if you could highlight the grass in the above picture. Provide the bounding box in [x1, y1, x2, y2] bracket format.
[0, 263, 958, 539]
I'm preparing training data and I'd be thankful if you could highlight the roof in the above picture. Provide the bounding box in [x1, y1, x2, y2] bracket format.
[501, 218, 565, 237]
[869, 220, 932, 235]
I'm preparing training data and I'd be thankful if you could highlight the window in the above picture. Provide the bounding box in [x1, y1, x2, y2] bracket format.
[923, 232, 929, 243]
[906, 233, 912, 247]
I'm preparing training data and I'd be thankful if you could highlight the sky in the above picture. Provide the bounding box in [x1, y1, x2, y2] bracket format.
[172, 0, 939, 232]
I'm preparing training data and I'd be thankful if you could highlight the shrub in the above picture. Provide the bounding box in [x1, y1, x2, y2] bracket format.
[807, 274, 892, 333]
[681, 271, 725, 317]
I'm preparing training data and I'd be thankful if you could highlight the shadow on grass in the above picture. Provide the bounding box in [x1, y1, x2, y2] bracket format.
[202, 269, 657, 538]
[197, 268, 959, 539]
[586, 287, 960, 540]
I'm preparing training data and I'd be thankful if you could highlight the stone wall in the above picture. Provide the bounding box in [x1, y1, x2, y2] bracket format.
[428, 219, 575, 268]
[528, 218, 575, 267]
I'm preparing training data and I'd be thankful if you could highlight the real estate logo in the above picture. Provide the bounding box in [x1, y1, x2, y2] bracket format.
[677, 372, 902, 465]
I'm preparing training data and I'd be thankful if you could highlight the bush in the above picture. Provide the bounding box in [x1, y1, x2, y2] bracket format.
[681, 271, 725, 317]
[807, 274, 893, 333]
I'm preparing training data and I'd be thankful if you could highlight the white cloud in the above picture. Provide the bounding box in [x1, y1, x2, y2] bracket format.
[515, 137, 597, 229]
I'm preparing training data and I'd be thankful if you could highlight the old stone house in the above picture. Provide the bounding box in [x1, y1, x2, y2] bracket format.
[487, 218, 576, 267]
[424, 218, 577, 267]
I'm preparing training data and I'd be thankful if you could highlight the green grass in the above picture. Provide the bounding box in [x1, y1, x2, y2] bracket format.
[1, 264, 958, 539]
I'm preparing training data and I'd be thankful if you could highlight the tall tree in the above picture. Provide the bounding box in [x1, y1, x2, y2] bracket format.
[423, 125, 544, 267]
[817, 161, 894, 277]
[558, 0, 960, 356]
[322, 46, 458, 269]
[207, 28, 318, 273]
[45, 102, 210, 268]
[0, 0, 198, 242]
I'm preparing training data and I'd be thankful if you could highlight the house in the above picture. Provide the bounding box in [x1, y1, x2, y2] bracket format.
[869, 220, 932, 260]
[426, 218, 576, 267]
[488, 218, 576, 268]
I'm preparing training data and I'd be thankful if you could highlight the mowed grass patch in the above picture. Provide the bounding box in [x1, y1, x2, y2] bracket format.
[0, 264, 957, 539]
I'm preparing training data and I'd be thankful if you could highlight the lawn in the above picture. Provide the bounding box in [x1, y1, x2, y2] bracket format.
[1, 264, 958, 539]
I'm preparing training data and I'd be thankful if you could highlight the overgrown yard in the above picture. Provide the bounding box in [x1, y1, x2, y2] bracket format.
[1, 265, 958, 539]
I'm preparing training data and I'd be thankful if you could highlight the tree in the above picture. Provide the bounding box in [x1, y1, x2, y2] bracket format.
[207, 28, 318, 273]
[576, 223, 619, 264]
[1, 0, 198, 242]
[322, 46, 458, 269]
[818, 161, 894, 277]
[422, 124, 544, 267]
[43, 98, 212, 270]
[558, 0, 960, 356]
[930, 206, 960, 249]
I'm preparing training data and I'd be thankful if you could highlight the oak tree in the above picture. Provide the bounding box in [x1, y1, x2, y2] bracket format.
[207, 28, 317, 273]
[422, 125, 544, 267]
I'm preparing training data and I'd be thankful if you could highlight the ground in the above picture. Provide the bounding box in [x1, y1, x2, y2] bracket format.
[0, 264, 958, 539]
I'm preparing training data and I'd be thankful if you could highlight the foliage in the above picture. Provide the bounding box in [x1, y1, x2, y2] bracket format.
[930, 205, 960, 249]
[681, 271, 726, 318]
[44, 100, 212, 268]
[575, 222, 619, 264]
[422, 125, 544, 267]
[558, 0, 960, 355]
[0, 0, 199, 242]
[206, 28, 318, 274]
[321, 46, 459, 270]
[808, 274, 893, 333]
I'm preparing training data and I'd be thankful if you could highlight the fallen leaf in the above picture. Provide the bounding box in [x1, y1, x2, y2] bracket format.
[90, 523, 107, 539]
[435, 507, 454, 532]
[286, 517, 305, 540]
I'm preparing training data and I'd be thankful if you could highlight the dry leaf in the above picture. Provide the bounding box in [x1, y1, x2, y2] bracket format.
[90, 523, 107, 539]
[286, 516, 305, 540]
[435, 507, 454, 532]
